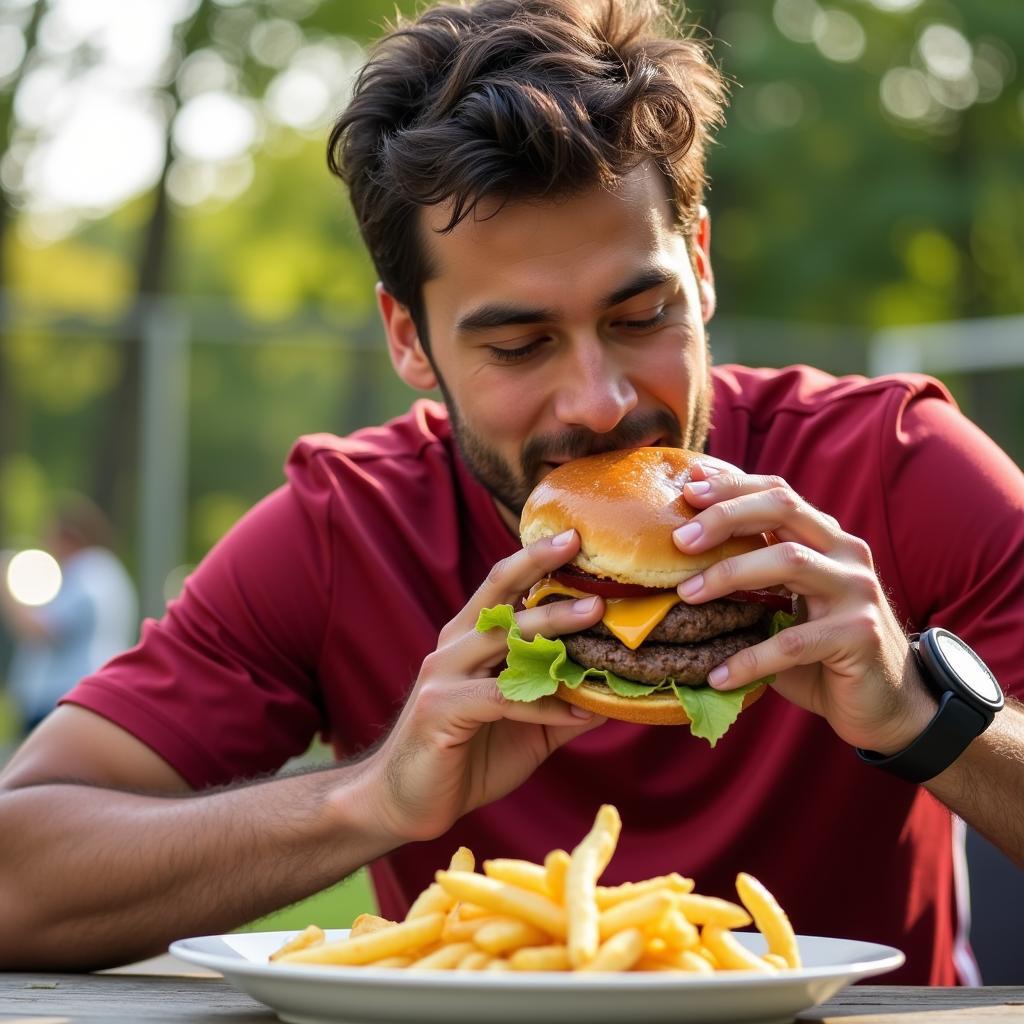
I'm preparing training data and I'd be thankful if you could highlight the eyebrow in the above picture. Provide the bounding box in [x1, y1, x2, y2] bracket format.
[455, 266, 678, 335]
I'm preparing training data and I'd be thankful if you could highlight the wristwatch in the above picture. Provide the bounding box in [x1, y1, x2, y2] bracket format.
[856, 628, 1004, 784]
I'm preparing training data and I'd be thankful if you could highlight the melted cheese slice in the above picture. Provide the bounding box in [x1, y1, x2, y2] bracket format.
[524, 578, 681, 650]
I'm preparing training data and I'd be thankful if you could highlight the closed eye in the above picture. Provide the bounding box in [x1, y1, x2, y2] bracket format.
[617, 308, 668, 330]
[487, 339, 547, 363]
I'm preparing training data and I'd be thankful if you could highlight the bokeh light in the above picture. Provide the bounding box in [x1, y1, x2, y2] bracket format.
[6, 549, 63, 607]
[813, 9, 866, 64]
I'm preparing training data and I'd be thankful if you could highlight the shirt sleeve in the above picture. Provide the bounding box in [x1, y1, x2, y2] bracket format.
[61, 460, 335, 789]
[880, 382, 1024, 701]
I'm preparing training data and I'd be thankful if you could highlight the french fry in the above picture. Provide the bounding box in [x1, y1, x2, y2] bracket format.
[735, 872, 801, 969]
[456, 902, 492, 919]
[597, 890, 674, 939]
[677, 949, 715, 973]
[280, 912, 444, 966]
[442, 911, 501, 943]
[595, 873, 694, 908]
[701, 925, 775, 973]
[405, 847, 473, 922]
[405, 883, 454, 920]
[578, 927, 645, 973]
[693, 944, 719, 969]
[645, 907, 699, 951]
[408, 941, 476, 970]
[350, 914, 396, 937]
[435, 870, 566, 939]
[635, 955, 678, 972]
[473, 918, 549, 955]
[449, 846, 476, 873]
[566, 804, 621, 967]
[636, 949, 713, 973]
[675, 893, 752, 929]
[456, 949, 492, 970]
[544, 849, 571, 903]
[483, 858, 550, 895]
[269, 924, 325, 961]
[509, 944, 572, 972]
[270, 811, 803, 976]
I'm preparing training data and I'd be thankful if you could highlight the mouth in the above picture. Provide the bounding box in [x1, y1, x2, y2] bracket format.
[637, 435, 665, 450]
[540, 437, 665, 472]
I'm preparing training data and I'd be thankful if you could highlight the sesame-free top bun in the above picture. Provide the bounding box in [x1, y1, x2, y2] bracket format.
[520, 447, 768, 589]
[556, 679, 768, 725]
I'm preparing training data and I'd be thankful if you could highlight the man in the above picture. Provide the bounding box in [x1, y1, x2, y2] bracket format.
[1, 495, 137, 734]
[1, 0, 1021, 982]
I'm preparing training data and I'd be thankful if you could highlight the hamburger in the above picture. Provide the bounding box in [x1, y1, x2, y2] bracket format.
[477, 447, 796, 745]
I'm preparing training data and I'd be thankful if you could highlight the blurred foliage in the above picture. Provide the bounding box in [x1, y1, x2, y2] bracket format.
[695, 0, 1024, 327]
[0, 0, 1021, 575]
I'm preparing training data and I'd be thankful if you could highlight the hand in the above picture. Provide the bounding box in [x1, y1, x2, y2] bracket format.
[672, 462, 936, 753]
[355, 531, 607, 845]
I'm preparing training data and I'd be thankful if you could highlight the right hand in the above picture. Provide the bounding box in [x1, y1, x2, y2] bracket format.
[353, 530, 607, 845]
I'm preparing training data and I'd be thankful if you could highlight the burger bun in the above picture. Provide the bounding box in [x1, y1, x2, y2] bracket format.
[520, 447, 768, 589]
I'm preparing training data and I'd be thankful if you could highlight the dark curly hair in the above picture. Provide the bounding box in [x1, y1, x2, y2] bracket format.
[328, 0, 727, 343]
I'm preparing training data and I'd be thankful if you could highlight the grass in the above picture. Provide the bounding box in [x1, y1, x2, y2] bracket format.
[236, 869, 378, 933]
[0, 689, 18, 741]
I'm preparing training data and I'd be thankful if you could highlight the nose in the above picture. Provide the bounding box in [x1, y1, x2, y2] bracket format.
[552, 335, 638, 435]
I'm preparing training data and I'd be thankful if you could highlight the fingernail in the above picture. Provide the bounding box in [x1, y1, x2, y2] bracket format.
[551, 529, 575, 546]
[573, 595, 599, 613]
[679, 574, 704, 597]
[686, 480, 711, 496]
[708, 664, 730, 687]
[570, 705, 593, 718]
[698, 463, 722, 476]
[674, 522, 702, 547]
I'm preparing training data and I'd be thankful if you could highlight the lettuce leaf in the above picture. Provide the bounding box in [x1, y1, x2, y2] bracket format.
[476, 604, 797, 747]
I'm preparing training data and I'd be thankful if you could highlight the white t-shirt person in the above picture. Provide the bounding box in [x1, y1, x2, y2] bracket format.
[8, 546, 137, 731]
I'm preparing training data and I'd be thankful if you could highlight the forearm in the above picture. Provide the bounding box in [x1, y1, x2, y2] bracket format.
[0, 762, 388, 970]
[925, 697, 1024, 868]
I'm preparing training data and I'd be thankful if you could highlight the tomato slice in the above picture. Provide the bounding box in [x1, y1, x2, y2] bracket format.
[723, 588, 795, 613]
[551, 569, 794, 610]
[551, 568, 666, 600]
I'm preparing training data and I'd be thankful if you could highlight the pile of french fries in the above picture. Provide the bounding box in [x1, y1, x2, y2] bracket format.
[270, 805, 801, 974]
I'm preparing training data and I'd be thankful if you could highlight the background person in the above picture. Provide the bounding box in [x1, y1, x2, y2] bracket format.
[1, 494, 138, 735]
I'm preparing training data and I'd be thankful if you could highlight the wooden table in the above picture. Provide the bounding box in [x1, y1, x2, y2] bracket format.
[2, 963, 1023, 1023]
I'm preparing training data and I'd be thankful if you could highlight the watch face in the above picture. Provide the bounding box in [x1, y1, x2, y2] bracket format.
[935, 631, 1002, 706]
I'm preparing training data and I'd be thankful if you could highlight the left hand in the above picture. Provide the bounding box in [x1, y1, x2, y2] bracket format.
[673, 462, 936, 753]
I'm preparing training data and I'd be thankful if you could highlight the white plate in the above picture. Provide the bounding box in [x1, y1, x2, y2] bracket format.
[170, 929, 903, 1024]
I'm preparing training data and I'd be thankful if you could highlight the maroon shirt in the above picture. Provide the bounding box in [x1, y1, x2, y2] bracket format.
[64, 364, 1024, 984]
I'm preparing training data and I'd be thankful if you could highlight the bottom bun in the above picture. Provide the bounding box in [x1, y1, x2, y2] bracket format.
[556, 680, 767, 726]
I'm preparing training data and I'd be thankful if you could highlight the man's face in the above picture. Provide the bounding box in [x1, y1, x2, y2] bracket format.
[385, 163, 715, 521]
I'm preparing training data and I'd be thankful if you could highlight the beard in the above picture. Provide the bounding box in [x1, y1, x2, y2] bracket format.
[435, 366, 714, 518]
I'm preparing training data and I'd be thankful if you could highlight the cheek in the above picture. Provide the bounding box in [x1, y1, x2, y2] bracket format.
[459, 369, 547, 443]
[632, 330, 705, 399]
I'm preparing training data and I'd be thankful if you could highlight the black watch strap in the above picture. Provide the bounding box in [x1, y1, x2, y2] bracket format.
[857, 629, 1002, 784]
[856, 691, 987, 784]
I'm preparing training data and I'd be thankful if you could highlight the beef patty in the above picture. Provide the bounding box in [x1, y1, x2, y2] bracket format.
[564, 628, 767, 684]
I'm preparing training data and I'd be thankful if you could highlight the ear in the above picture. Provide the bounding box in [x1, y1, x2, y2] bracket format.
[693, 206, 716, 323]
[377, 283, 438, 391]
